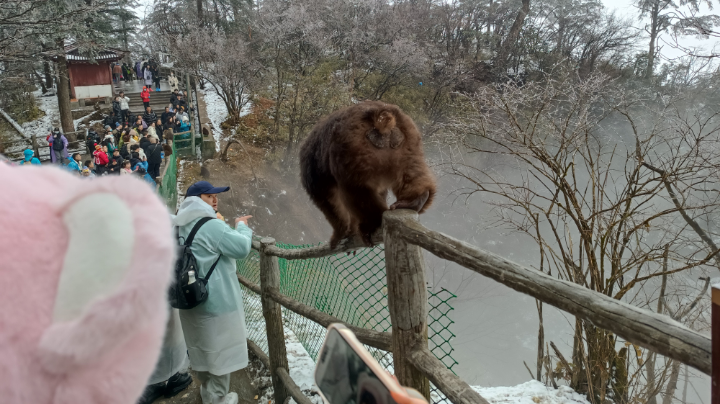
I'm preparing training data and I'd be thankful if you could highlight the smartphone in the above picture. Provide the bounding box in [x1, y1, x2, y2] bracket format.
[315, 324, 403, 404]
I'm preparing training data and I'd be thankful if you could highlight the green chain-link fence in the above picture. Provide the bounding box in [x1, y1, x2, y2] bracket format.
[237, 242, 458, 404]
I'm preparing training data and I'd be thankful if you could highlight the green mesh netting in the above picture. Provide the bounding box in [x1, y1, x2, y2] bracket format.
[237, 242, 458, 404]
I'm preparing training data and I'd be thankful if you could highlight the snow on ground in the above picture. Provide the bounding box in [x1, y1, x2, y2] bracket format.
[472, 381, 590, 404]
[285, 328, 322, 402]
[73, 113, 94, 130]
[20, 90, 102, 142]
[21, 90, 60, 140]
[199, 87, 227, 152]
[199, 86, 252, 152]
[176, 159, 189, 208]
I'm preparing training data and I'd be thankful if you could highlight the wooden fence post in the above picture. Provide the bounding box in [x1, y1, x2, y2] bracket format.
[259, 237, 290, 404]
[383, 210, 431, 401]
[713, 285, 719, 404]
[31, 134, 40, 159]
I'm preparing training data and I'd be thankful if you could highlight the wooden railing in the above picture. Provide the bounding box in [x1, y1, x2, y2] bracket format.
[239, 209, 711, 404]
[0, 130, 88, 162]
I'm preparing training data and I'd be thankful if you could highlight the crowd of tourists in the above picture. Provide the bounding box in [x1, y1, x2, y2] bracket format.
[19, 87, 192, 186]
[10, 58, 253, 404]
[112, 59, 181, 93]
[107, 87, 191, 129]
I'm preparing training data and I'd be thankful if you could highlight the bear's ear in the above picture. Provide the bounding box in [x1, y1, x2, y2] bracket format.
[52, 193, 133, 322]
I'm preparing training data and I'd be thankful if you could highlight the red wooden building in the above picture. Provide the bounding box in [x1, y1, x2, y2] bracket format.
[58, 45, 126, 100]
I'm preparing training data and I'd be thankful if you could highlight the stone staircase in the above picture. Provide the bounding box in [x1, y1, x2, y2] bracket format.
[118, 89, 175, 116]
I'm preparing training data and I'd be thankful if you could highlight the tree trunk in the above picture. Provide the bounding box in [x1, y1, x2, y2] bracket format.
[662, 360, 681, 404]
[121, 17, 130, 62]
[645, 353, 659, 404]
[55, 40, 74, 134]
[536, 300, 544, 381]
[43, 61, 53, 90]
[213, 0, 221, 27]
[647, 263, 667, 404]
[571, 319, 584, 391]
[197, 0, 204, 24]
[33, 70, 47, 93]
[494, 0, 530, 71]
[645, 1, 659, 79]
[283, 123, 295, 166]
[612, 348, 628, 404]
[682, 364, 688, 404]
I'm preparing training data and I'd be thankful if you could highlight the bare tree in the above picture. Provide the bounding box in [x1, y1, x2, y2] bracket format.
[634, 0, 719, 78]
[439, 72, 718, 402]
[171, 29, 260, 122]
[494, 0, 531, 69]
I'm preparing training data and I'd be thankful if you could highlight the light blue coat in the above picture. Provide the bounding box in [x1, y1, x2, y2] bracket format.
[172, 197, 253, 375]
[67, 159, 82, 173]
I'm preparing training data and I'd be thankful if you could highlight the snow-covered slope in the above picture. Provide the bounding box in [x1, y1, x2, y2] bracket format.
[472, 381, 589, 404]
[199, 86, 252, 152]
[22, 90, 59, 139]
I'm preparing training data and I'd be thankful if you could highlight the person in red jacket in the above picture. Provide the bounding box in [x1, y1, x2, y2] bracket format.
[93, 144, 109, 175]
[141, 86, 151, 109]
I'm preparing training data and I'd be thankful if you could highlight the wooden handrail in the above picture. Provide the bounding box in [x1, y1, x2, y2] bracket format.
[0, 138, 32, 146]
[243, 209, 712, 404]
[259, 237, 290, 404]
[276, 368, 314, 404]
[261, 231, 383, 260]
[247, 340, 314, 404]
[248, 339, 271, 369]
[407, 345, 489, 404]
[383, 211, 712, 375]
[237, 274, 392, 351]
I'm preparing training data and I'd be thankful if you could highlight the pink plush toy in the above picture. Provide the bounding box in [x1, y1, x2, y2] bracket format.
[0, 163, 175, 404]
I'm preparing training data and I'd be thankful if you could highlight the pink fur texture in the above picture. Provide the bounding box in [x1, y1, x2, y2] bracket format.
[0, 164, 176, 404]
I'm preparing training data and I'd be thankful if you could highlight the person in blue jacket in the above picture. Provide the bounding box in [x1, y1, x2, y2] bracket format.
[134, 165, 156, 186]
[20, 149, 41, 165]
[133, 155, 149, 172]
[66, 153, 83, 173]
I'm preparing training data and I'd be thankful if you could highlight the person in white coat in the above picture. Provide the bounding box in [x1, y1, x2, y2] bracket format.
[168, 72, 180, 92]
[144, 67, 154, 87]
[172, 181, 253, 404]
[136, 309, 192, 404]
[118, 91, 130, 123]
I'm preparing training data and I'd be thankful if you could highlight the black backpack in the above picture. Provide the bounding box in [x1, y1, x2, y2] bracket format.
[169, 217, 222, 310]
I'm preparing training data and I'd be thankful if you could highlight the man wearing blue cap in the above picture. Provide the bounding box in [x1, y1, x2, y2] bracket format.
[171, 181, 253, 404]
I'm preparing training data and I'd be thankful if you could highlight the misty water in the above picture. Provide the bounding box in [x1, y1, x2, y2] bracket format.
[221, 143, 711, 403]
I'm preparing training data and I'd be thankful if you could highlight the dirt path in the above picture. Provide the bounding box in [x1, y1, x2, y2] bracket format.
[180, 141, 332, 245]
[154, 368, 260, 404]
